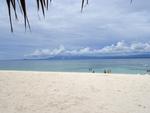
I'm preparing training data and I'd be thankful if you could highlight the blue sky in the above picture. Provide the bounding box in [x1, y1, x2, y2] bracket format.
[0, 0, 150, 59]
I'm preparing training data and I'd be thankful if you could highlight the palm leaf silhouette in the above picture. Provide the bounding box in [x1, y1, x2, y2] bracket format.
[6, 0, 52, 32]
[6, 0, 132, 32]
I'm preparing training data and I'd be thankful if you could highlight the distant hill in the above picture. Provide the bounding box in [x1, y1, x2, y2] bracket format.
[25, 53, 150, 60]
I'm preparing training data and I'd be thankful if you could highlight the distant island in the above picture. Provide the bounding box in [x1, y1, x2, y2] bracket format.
[25, 53, 150, 60]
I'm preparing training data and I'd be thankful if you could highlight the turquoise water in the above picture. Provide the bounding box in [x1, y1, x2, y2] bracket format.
[0, 59, 150, 74]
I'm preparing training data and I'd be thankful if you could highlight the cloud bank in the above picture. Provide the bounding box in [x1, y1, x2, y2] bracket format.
[27, 41, 150, 58]
[1, 0, 150, 59]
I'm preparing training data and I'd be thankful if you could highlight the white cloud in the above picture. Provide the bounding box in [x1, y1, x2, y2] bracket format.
[27, 41, 150, 58]
[99, 41, 150, 53]
[99, 41, 129, 53]
[30, 45, 65, 57]
[130, 42, 150, 51]
[1, 0, 150, 59]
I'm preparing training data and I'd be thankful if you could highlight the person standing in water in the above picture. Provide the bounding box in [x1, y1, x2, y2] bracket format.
[104, 70, 106, 74]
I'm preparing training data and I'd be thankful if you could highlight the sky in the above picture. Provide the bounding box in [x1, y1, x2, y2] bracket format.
[0, 0, 150, 59]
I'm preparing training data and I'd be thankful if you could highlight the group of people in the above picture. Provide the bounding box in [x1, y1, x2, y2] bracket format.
[89, 68, 112, 74]
[147, 69, 150, 73]
[89, 68, 95, 73]
[104, 69, 111, 74]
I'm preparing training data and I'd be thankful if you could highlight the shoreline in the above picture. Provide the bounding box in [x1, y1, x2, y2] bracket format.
[0, 70, 149, 76]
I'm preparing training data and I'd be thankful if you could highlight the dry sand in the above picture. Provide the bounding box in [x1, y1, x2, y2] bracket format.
[0, 71, 150, 113]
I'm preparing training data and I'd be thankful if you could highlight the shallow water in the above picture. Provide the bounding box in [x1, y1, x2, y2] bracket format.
[0, 59, 150, 74]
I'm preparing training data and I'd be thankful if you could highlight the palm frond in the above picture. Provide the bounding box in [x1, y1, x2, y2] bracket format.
[6, 0, 88, 32]
[5, 0, 132, 32]
[6, 0, 54, 32]
[19, 0, 30, 31]
[6, 0, 31, 32]
[81, 0, 88, 12]
[6, 0, 15, 32]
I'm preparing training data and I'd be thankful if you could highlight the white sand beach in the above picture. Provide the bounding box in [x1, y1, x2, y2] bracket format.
[0, 71, 150, 113]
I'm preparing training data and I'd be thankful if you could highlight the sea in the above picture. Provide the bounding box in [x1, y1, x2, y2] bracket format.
[0, 58, 150, 75]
